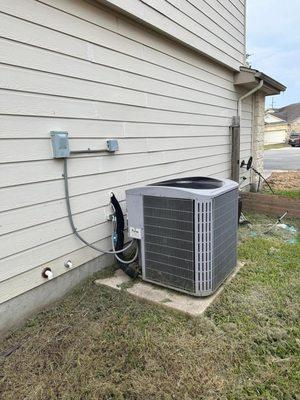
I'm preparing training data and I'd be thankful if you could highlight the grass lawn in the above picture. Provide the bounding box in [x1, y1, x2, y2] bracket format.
[0, 217, 299, 400]
[261, 187, 300, 199]
[272, 189, 300, 199]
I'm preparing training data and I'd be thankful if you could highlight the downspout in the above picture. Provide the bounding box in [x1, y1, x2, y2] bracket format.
[231, 79, 264, 183]
[237, 79, 264, 120]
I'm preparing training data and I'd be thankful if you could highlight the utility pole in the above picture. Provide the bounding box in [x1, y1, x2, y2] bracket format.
[271, 97, 276, 109]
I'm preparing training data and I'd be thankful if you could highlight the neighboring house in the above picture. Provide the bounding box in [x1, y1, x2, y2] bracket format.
[0, 0, 285, 335]
[264, 103, 300, 144]
[264, 112, 288, 144]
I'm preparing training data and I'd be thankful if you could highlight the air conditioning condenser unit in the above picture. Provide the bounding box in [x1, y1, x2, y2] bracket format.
[126, 177, 238, 297]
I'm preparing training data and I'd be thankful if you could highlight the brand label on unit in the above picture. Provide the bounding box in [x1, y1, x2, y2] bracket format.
[129, 226, 142, 239]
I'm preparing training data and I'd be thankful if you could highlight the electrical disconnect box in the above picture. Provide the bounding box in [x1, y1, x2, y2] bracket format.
[50, 131, 70, 158]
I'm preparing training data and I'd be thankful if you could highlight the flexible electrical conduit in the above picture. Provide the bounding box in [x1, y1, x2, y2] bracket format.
[63, 158, 136, 256]
[111, 235, 138, 264]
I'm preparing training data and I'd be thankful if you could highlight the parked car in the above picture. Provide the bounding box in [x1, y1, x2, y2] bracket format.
[288, 132, 300, 147]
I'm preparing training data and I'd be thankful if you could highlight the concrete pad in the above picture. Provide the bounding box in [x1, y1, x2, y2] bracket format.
[95, 262, 243, 316]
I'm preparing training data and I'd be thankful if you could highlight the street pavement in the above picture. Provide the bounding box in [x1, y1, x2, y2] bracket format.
[264, 146, 300, 172]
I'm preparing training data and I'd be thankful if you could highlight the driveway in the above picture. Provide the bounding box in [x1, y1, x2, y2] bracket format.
[264, 147, 300, 172]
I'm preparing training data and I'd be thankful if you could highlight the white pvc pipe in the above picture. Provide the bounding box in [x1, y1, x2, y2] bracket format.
[64, 260, 73, 269]
[44, 270, 54, 280]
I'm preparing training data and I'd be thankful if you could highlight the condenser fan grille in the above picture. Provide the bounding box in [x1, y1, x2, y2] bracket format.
[196, 201, 212, 293]
[196, 190, 237, 294]
[212, 190, 237, 291]
[143, 195, 195, 292]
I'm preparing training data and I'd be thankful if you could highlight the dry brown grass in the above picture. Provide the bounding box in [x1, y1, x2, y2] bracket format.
[263, 171, 300, 199]
[0, 223, 299, 400]
[267, 171, 300, 191]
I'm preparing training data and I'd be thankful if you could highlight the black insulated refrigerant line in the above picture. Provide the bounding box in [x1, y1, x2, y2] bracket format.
[110, 193, 139, 278]
[62, 158, 139, 278]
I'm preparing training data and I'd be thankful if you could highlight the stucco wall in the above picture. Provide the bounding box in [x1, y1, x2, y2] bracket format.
[251, 92, 265, 187]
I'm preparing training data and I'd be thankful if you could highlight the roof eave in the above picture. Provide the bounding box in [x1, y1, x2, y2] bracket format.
[234, 67, 286, 96]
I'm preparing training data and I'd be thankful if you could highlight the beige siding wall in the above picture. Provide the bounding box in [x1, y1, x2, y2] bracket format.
[0, 0, 252, 305]
[98, 0, 245, 70]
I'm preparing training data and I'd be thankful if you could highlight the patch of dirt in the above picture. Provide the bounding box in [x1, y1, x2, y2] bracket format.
[266, 171, 300, 190]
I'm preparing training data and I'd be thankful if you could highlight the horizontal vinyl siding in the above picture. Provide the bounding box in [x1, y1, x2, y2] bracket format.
[0, 0, 252, 304]
[98, 0, 245, 70]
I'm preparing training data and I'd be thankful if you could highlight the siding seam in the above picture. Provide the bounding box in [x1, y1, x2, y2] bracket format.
[0, 14, 237, 87]
[0, 89, 253, 120]
[0, 63, 243, 110]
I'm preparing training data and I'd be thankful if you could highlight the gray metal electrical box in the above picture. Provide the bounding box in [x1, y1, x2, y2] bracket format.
[50, 131, 70, 158]
[106, 139, 119, 152]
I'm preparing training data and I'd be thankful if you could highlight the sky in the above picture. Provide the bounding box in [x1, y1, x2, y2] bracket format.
[246, 0, 300, 109]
